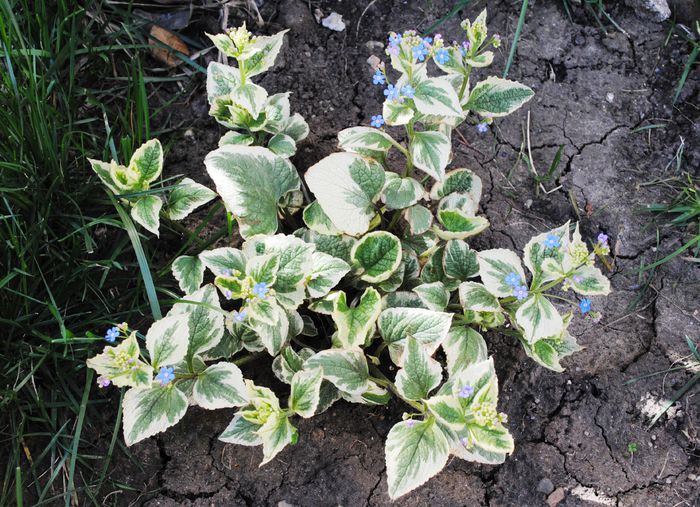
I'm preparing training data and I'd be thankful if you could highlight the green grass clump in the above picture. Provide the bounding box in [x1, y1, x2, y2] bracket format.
[0, 0, 194, 503]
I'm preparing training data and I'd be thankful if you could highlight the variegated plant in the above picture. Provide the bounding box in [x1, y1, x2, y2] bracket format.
[88, 139, 216, 235]
[87, 11, 611, 499]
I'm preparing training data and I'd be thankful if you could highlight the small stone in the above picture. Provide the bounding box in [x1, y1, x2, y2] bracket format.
[367, 55, 381, 70]
[321, 12, 345, 32]
[184, 129, 194, 138]
[365, 40, 384, 53]
[278, 502, 296, 507]
[547, 487, 565, 507]
[537, 478, 555, 495]
[606, 92, 615, 103]
[689, 473, 698, 481]
[624, 0, 671, 21]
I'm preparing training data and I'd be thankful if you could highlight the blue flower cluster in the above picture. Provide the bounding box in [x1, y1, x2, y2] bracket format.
[504, 271, 528, 301]
[253, 281, 269, 298]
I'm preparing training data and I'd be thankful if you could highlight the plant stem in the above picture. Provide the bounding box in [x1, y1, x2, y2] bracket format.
[369, 368, 424, 412]
[404, 122, 416, 177]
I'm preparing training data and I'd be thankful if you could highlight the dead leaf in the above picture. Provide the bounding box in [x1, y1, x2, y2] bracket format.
[585, 201, 593, 217]
[149, 25, 189, 67]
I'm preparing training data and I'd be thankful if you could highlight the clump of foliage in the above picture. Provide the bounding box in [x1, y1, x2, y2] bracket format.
[87, 11, 611, 498]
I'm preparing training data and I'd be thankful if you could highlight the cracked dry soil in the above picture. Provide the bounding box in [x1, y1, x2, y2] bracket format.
[95, 1, 699, 505]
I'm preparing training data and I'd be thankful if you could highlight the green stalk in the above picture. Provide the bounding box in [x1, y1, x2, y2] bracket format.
[503, 0, 529, 78]
[369, 369, 424, 412]
[110, 194, 162, 319]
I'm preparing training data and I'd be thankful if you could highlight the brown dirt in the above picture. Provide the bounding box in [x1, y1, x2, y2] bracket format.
[87, 0, 700, 505]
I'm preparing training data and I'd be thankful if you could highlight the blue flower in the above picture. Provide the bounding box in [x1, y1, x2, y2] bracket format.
[232, 310, 247, 322]
[105, 326, 119, 343]
[504, 272, 521, 287]
[155, 366, 175, 387]
[97, 376, 111, 388]
[513, 285, 529, 301]
[543, 233, 560, 249]
[579, 298, 592, 314]
[435, 48, 450, 64]
[371, 114, 385, 128]
[224, 289, 232, 300]
[221, 269, 232, 276]
[401, 85, 415, 99]
[476, 122, 489, 133]
[383, 84, 400, 101]
[459, 385, 474, 398]
[405, 419, 415, 428]
[423, 36, 433, 45]
[388, 33, 402, 46]
[412, 43, 428, 61]
[372, 70, 385, 85]
[253, 282, 269, 298]
[597, 233, 609, 245]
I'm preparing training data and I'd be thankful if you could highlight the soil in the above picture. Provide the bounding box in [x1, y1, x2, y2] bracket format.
[87, 0, 700, 505]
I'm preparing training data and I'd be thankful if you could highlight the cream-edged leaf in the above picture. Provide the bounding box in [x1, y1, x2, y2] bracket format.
[122, 385, 188, 446]
[204, 145, 300, 238]
[145, 315, 189, 369]
[131, 195, 162, 236]
[410, 131, 450, 182]
[305, 152, 385, 236]
[395, 336, 443, 401]
[351, 231, 402, 283]
[385, 418, 450, 499]
[476, 249, 526, 298]
[289, 368, 323, 418]
[167, 178, 216, 220]
[466, 76, 534, 118]
[515, 294, 564, 344]
[172, 255, 204, 294]
[193, 362, 248, 409]
[304, 348, 370, 395]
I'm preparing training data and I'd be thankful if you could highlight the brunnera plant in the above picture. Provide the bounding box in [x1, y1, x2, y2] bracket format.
[87, 11, 612, 499]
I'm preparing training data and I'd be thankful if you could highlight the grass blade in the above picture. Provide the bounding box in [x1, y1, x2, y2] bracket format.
[109, 194, 162, 319]
[504, 0, 529, 78]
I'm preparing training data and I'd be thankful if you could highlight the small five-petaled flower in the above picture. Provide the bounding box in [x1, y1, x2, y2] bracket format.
[504, 272, 521, 287]
[435, 48, 449, 64]
[459, 385, 474, 398]
[105, 326, 120, 343]
[156, 366, 175, 387]
[371, 115, 385, 128]
[579, 298, 592, 314]
[513, 285, 529, 301]
[543, 233, 560, 249]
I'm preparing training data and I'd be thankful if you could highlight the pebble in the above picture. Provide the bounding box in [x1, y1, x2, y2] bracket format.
[365, 40, 384, 53]
[537, 478, 555, 495]
[606, 92, 615, 103]
[624, 0, 671, 21]
[321, 12, 346, 32]
[547, 488, 566, 507]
